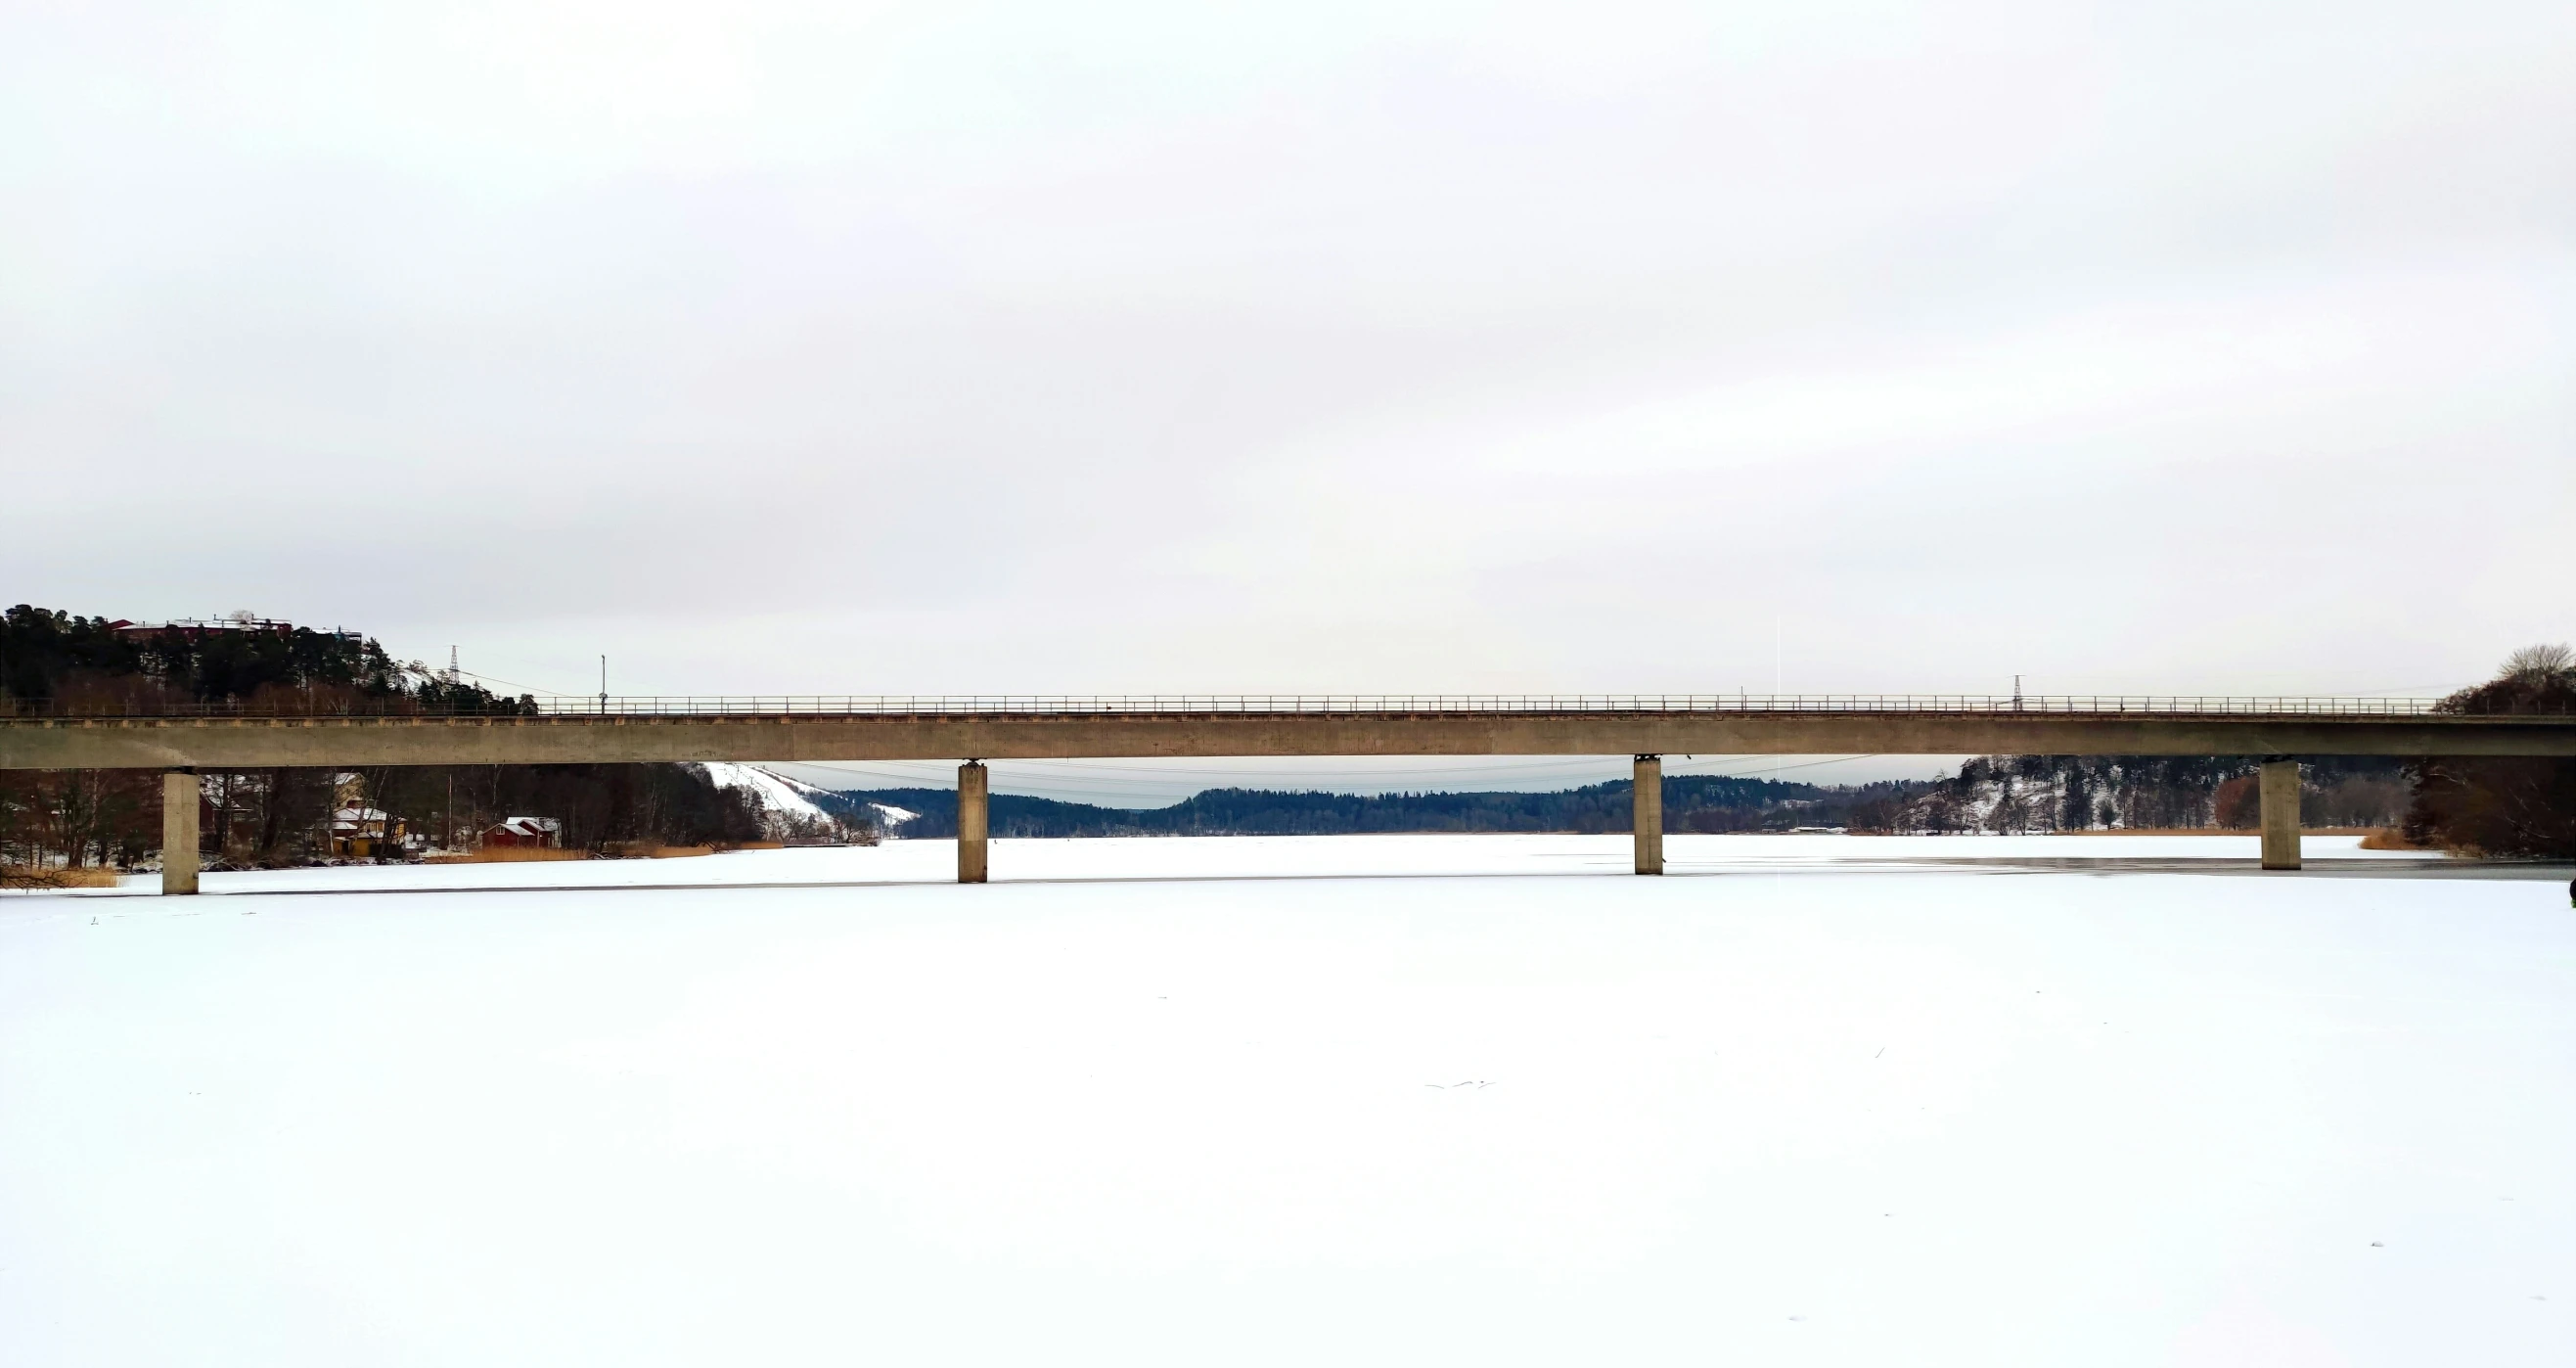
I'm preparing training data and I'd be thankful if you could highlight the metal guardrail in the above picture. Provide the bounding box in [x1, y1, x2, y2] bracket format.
[532, 694, 2465, 717]
[6, 694, 2566, 719]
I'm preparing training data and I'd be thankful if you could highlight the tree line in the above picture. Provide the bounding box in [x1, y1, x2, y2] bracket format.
[835, 775, 1831, 839]
[1841, 754, 2414, 835]
[2402, 645, 2576, 857]
[1847, 647, 2572, 855]
[0, 604, 531, 715]
[0, 605, 766, 869]
[833, 764, 2408, 843]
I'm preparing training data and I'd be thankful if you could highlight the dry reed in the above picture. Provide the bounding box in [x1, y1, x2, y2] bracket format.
[421, 847, 591, 865]
[2056, 826, 2384, 838]
[596, 842, 716, 859]
[1, 865, 124, 889]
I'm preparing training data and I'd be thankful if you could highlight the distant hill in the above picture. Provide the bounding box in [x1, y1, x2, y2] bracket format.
[821, 752, 2428, 840]
[818, 774, 1826, 839]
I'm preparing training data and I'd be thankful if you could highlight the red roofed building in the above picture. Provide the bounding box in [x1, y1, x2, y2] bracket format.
[482, 817, 562, 849]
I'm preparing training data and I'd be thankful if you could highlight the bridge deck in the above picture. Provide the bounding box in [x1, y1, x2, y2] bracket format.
[5, 698, 2573, 769]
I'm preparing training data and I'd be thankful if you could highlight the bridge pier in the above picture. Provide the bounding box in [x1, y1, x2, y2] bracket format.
[1633, 754, 1663, 875]
[2259, 757, 2301, 871]
[162, 770, 200, 895]
[958, 760, 988, 884]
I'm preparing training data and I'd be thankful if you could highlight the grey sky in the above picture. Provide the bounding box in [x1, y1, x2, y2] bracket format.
[5, 3, 2571, 798]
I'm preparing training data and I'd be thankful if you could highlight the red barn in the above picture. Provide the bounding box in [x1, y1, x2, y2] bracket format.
[482, 817, 562, 849]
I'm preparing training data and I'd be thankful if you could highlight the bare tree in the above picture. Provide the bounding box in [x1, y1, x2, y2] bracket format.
[2502, 643, 2575, 687]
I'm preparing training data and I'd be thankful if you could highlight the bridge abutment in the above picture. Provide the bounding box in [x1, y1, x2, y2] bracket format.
[2259, 757, 2301, 871]
[958, 760, 988, 884]
[162, 770, 200, 895]
[1634, 755, 1663, 875]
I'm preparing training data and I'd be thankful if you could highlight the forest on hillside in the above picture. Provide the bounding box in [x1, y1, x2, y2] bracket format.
[1858, 754, 2412, 835]
[2403, 645, 2576, 857]
[0, 605, 526, 715]
[829, 774, 1828, 839]
[0, 606, 772, 867]
[828, 760, 2414, 842]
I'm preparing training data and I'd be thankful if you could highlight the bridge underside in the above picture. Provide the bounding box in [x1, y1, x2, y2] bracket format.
[7, 709, 2572, 771]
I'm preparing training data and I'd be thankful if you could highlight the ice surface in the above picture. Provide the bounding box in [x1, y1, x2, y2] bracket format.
[36, 831, 2449, 899]
[3, 836, 2568, 1366]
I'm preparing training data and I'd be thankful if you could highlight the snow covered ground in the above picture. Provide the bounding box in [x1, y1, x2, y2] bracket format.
[20, 830, 2454, 898]
[4, 837, 2571, 1366]
[699, 761, 915, 834]
[694, 761, 859, 839]
[697, 760, 839, 822]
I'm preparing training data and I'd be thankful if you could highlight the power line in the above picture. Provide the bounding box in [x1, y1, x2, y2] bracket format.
[452, 667, 584, 697]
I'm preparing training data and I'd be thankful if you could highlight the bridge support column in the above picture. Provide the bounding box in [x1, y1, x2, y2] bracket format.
[1633, 754, 1663, 875]
[2259, 757, 2300, 871]
[958, 760, 988, 884]
[162, 769, 200, 895]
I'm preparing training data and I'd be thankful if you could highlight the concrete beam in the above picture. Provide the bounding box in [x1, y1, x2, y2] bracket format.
[8, 709, 2575, 771]
[958, 760, 988, 885]
[1633, 754, 1663, 875]
[2260, 758, 2301, 871]
[161, 770, 200, 895]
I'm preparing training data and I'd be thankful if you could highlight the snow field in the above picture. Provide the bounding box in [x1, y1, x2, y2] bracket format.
[41, 830, 2437, 899]
[1, 839, 2568, 1366]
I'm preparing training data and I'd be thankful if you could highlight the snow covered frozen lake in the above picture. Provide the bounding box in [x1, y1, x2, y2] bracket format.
[5, 835, 2571, 1365]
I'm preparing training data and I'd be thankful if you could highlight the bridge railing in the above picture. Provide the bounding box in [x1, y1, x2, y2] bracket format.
[525, 694, 2470, 717]
[6, 693, 2553, 719]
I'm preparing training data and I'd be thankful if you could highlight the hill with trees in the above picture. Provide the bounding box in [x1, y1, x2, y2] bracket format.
[824, 757, 2417, 841]
[0, 605, 771, 868]
[0, 604, 520, 714]
[824, 774, 1829, 839]
[1855, 753, 2411, 835]
[2403, 645, 2576, 857]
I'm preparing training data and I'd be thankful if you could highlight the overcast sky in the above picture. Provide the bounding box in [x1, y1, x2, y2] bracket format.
[5, 2, 2571, 797]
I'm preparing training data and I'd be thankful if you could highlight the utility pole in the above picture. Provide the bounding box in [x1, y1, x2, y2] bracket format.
[600, 656, 608, 714]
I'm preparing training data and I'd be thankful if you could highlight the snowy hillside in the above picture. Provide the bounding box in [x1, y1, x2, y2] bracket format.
[1892, 755, 2412, 835]
[695, 762, 849, 840]
[696, 762, 921, 839]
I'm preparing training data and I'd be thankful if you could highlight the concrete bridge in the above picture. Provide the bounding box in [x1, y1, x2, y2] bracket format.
[5, 695, 2569, 893]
